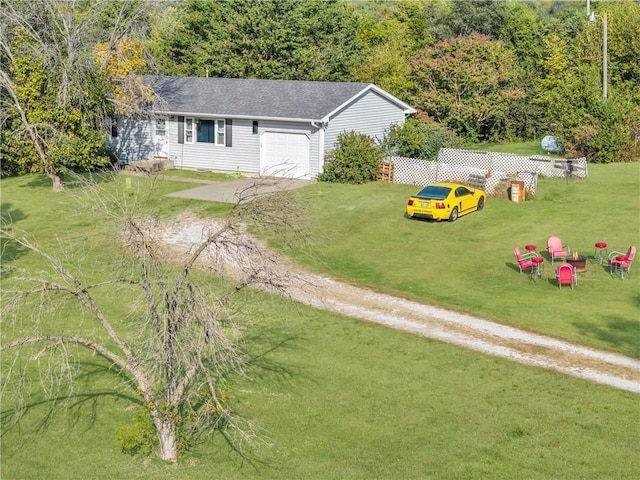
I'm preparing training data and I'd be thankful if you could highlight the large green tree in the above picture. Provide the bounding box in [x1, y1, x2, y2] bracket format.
[355, 7, 414, 97]
[355, 0, 451, 99]
[445, 0, 506, 38]
[491, 1, 546, 139]
[409, 33, 525, 142]
[150, 0, 362, 81]
[533, 34, 587, 135]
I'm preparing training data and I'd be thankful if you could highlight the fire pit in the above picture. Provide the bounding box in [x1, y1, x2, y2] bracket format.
[565, 254, 587, 273]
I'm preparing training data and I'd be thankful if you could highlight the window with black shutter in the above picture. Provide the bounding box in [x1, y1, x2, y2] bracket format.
[178, 116, 184, 144]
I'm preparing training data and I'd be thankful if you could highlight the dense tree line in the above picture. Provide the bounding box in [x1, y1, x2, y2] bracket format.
[149, 0, 362, 81]
[353, 0, 639, 162]
[2, 0, 639, 185]
[148, 0, 640, 163]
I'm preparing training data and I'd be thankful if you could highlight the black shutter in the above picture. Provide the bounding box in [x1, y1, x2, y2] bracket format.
[225, 119, 232, 147]
[178, 116, 184, 144]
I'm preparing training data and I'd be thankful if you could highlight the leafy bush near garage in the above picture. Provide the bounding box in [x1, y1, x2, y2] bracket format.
[318, 131, 384, 184]
[384, 117, 464, 160]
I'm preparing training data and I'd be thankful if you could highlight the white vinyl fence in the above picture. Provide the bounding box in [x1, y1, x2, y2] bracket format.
[386, 148, 587, 197]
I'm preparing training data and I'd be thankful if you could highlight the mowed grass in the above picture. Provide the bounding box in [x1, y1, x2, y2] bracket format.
[266, 162, 640, 358]
[469, 140, 554, 156]
[1, 297, 638, 479]
[1, 167, 639, 479]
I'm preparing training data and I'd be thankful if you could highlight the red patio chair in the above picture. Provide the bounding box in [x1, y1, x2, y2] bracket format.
[547, 236, 570, 264]
[608, 246, 636, 278]
[514, 247, 536, 274]
[556, 263, 577, 289]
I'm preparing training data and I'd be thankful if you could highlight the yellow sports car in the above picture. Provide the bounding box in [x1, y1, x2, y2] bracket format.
[406, 182, 485, 222]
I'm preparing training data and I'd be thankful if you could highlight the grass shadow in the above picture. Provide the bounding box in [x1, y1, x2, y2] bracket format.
[22, 174, 54, 189]
[243, 320, 309, 386]
[22, 171, 120, 191]
[505, 261, 524, 273]
[1, 203, 29, 267]
[0, 236, 29, 272]
[572, 309, 640, 358]
[1, 203, 27, 225]
[1, 360, 141, 453]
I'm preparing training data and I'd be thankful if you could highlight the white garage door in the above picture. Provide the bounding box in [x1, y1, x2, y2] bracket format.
[261, 132, 311, 179]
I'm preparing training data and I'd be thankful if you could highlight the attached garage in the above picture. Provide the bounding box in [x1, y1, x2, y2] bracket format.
[260, 132, 311, 179]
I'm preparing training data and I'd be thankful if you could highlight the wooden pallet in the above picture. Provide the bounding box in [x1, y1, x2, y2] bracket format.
[467, 174, 487, 190]
[378, 161, 394, 183]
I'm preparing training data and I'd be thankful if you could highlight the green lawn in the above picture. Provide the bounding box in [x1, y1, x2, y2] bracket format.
[469, 140, 547, 155]
[467, 140, 564, 157]
[263, 162, 640, 358]
[1, 166, 639, 479]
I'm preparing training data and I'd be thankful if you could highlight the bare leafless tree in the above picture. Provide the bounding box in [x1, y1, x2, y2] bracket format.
[1, 172, 309, 461]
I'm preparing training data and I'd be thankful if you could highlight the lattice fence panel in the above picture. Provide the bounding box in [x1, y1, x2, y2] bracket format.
[437, 148, 493, 171]
[386, 148, 586, 198]
[391, 156, 439, 186]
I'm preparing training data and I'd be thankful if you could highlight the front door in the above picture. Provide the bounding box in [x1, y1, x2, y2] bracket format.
[155, 117, 170, 158]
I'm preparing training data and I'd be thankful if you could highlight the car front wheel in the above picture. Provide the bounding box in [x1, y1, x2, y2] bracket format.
[448, 207, 458, 222]
[477, 197, 485, 211]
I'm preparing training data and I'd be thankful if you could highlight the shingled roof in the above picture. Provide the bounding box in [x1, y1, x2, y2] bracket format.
[144, 75, 415, 122]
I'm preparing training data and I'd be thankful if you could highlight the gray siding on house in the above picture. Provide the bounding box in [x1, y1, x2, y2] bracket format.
[110, 116, 323, 175]
[324, 90, 406, 152]
[168, 118, 260, 173]
[165, 118, 322, 176]
[109, 118, 155, 162]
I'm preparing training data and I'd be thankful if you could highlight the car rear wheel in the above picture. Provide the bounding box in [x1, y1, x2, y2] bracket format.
[477, 197, 485, 211]
[448, 207, 458, 222]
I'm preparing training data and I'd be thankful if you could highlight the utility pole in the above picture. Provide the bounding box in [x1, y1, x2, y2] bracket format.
[588, 11, 608, 102]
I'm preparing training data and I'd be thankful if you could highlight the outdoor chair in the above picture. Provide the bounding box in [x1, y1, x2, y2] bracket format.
[547, 236, 570, 264]
[608, 246, 636, 279]
[555, 263, 577, 289]
[514, 247, 536, 274]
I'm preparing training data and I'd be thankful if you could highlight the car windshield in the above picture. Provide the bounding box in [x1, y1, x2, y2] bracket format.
[416, 185, 451, 200]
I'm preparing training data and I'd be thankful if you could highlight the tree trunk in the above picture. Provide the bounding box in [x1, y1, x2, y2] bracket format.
[49, 172, 65, 192]
[157, 419, 178, 462]
[0, 71, 65, 192]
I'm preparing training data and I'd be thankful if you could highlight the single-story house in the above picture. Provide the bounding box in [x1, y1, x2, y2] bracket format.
[108, 75, 416, 179]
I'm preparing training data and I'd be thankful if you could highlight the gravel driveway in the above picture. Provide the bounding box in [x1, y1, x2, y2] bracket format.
[155, 215, 640, 393]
